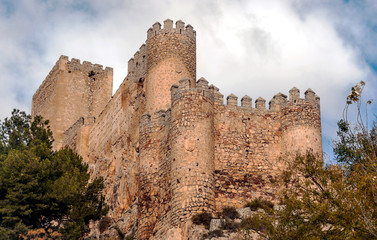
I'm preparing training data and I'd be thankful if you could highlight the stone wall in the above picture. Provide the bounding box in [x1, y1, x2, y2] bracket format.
[211, 87, 321, 211]
[31, 56, 113, 149]
[138, 111, 172, 239]
[86, 65, 145, 220]
[213, 101, 282, 210]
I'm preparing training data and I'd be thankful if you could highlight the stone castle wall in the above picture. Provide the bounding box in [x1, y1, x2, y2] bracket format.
[31, 19, 322, 240]
[212, 87, 321, 211]
[31, 56, 113, 149]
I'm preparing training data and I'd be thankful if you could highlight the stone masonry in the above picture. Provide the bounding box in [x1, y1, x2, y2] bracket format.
[32, 19, 322, 240]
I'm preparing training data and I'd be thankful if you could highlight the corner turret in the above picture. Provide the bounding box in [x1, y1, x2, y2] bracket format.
[280, 87, 322, 156]
[170, 77, 215, 226]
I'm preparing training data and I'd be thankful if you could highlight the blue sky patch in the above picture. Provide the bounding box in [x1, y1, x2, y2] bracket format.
[0, 0, 15, 17]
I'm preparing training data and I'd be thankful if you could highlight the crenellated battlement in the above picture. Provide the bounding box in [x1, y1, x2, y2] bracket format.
[126, 19, 196, 80]
[147, 19, 196, 41]
[139, 109, 171, 131]
[170, 76, 320, 116]
[127, 44, 147, 78]
[33, 55, 113, 114]
[215, 86, 320, 113]
[58, 55, 113, 74]
[171, 77, 215, 106]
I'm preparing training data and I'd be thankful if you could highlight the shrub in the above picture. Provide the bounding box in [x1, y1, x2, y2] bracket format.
[245, 198, 274, 212]
[221, 207, 240, 220]
[221, 219, 240, 232]
[192, 212, 213, 229]
[241, 216, 269, 233]
[202, 229, 224, 239]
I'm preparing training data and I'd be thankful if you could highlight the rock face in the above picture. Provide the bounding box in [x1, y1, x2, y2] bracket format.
[31, 19, 322, 239]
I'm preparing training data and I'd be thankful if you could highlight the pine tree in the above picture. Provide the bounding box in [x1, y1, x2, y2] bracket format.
[0, 110, 108, 239]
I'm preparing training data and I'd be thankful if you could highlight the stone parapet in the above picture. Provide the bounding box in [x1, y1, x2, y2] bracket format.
[147, 19, 196, 41]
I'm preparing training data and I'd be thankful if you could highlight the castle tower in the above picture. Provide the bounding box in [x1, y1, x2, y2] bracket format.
[31, 56, 113, 149]
[170, 77, 216, 226]
[145, 19, 196, 114]
[280, 88, 322, 157]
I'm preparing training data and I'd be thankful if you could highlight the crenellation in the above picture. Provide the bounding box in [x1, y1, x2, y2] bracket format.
[32, 19, 322, 240]
[153, 22, 162, 32]
[139, 44, 146, 56]
[289, 87, 300, 102]
[178, 77, 191, 90]
[185, 24, 195, 38]
[94, 64, 103, 71]
[209, 84, 224, 104]
[104, 67, 113, 75]
[315, 95, 320, 107]
[269, 92, 288, 111]
[127, 58, 135, 75]
[305, 88, 317, 106]
[71, 58, 80, 64]
[59, 55, 69, 61]
[226, 94, 238, 107]
[82, 61, 92, 68]
[197, 77, 209, 90]
[163, 19, 173, 30]
[147, 27, 154, 39]
[241, 95, 252, 111]
[56, 55, 68, 70]
[176, 20, 185, 31]
[59, 56, 112, 73]
[146, 19, 195, 41]
[255, 97, 266, 110]
[126, 43, 148, 79]
[134, 51, 140, 64]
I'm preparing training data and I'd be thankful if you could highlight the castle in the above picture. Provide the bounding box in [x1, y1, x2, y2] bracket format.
[32, 19, 322, 239]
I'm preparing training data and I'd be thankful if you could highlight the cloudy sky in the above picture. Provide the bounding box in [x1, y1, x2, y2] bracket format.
[1, 0, 376, 158]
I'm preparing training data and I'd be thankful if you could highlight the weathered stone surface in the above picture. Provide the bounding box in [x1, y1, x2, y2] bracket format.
[209, 219, 226, 231]
[166, 228, 182, 240]
[236, 208, 253, 219]
[31, 19, 323, 240]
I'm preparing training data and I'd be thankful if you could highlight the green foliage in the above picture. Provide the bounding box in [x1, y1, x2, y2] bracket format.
[240, 215, 273, 235]
[245, 198, 274, 213]
[257, 150, 370, 240]
[192, 212, 213, 229]
[220, 218, 240, 232]
[202, 229, 224, 239]
[249, 82, 377, 239]
[221, 207, 240, 220]
[0, 109, 108, 239]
